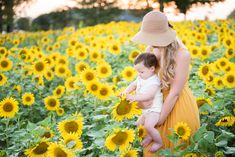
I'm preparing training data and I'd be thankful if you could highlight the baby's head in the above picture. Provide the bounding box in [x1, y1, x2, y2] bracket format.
[134, 53, 159, 80]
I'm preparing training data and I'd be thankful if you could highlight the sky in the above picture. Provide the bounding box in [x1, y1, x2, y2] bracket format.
[15, 0, 235, 21]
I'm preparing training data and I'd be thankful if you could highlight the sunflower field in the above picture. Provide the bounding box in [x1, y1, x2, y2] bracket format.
[0, 19, 234, 157]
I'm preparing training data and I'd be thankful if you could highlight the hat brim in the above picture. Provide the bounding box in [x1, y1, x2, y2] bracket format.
[131, 28, 176, 47]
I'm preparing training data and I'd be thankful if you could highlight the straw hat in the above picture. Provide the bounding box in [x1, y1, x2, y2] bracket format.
[132, 11, 176, 47]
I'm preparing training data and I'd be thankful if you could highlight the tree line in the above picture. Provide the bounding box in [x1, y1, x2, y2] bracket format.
[0, 0, 225, 32]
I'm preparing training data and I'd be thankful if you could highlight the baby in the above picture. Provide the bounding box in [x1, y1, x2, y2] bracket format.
[121, 52, 163, 152]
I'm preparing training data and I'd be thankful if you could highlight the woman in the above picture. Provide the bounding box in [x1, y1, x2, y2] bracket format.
[131, 11, 200, 156]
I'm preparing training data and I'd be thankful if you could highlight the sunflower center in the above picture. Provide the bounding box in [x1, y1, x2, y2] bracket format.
[86, 72, 94, 81]
[47, 72, 52, 77]
[59, 59, 66, 64]
[100, 88, 108, 96]
[25, 96, 31, 102]
[201, 50, 207, 55]
[218, 80, 222, 85]
[116, 99, 131, 115]
[101, 67, 108, 74]
[54, 147, 67, 157]
[48, 99, 56, 107]
[124, 152, 131, 157]
[69, 81, 75, 88]
[35, 62, 44, 72]
[202, 66, 209, 75]
[0, 49, 5, 54]
[228, 49, 233, 55]
[1, 60, 8, 68]
[227, 75, 234, 83]
[112, 45, 118, 51]
[126, 71, 132, 77]
[79, 52, 85, 57]
[79, 65, 86, 71]
[56, 89, 62, 95]
[91, 84, 98, 91]
[177, 127, 186, 136]
[192, 49, 197, 55]
[64, 121, 79, 133]
[59, 67, 65, 73]
[92, 53, 98, 58]
[138, 128, 144, 137]
[42, 131, 51, 138]
[3, 102, 13, 112]
[196, 99, 207, 107]
[226, 40, 231, 46]
[111, 131, 128, 145]
[0, 75, 3, 80]
[33, 142, 48, 155]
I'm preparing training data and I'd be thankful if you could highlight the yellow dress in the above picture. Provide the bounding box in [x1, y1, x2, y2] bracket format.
[143, 81, 200, 156]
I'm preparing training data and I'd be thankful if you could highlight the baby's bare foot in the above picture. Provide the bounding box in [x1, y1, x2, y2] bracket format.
[141, 136, 152, 147]
[148, 142, 162, 153]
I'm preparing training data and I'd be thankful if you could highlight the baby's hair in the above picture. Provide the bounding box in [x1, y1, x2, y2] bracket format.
[134, 53, 159, 68]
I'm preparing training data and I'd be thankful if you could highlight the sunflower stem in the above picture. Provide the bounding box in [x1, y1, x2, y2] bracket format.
[5, 118, 10, 147]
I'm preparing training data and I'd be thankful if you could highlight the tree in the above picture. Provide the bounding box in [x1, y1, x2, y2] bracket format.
[173, 0, 225, 20]
[0, 0, 34, 32]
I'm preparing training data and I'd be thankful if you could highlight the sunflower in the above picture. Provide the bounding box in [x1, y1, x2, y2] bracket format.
[89, 50, 101, 62]
[112, 75, 121, 85]
[22, 92, 35, 106]
[96, 62, 112, 78]
[75, 61, 89, 73]
[43, 56, 54, 68]
[58, 119, 83, 137]
[53, 85, 65, 98]
[96, 83, 113, 100]
[44, 70, 54, 81]
[137, 125, 147, 141]
[80, 68, 97, 85]
[47, 143, 73, 157]
[0, 73, 7, 86]
[0, 97, 19, 118]
[25, 141, 50, 157]
[189, 46, 200, 58]
[204, 74, 215, 85]
[0, 57, 13, 71]
[56, 56, 69, 66]
[128, 50, 140, 62]
[225, 47, 234, 59]
[213, 77, 224, 89]
[215, 116, 235, 127]
[105, 128, 135, 152]
[120, 147, 138, 157]
[68, 38, 78, 47]
[198, 63, 211, 79]
[44, 96, 60, 111]
[65, 76, 79, 91]
[112, 98, 141, 121]
[41, 127, 54, 140]
[109, 42, 121, 55]
[204, 86, 215, 96]
[75, 48, 88, 60]
[174, 122, 191, 140]
[121, 66, 137, 82]
[56, 107, 64, 116]
[223, 71, 235, 88]
[54, 65, 69, 78]
[214, 151, 224, 157]
[61, 133, 83, 150]
[86, 80, 101, 95]
[32, 60, 47, 76]
[13, 85, 21, 93]
[217, 57, 229, 71]
[183, 153, 197, 157]
[196, 97, 212, 107]
[199, 46, 210, 60]
[0, 47, 7, 57]
[222, 36, 233, 48]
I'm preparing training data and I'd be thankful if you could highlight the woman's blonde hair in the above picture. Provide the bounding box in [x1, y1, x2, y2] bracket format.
[159, 39, 180, 89]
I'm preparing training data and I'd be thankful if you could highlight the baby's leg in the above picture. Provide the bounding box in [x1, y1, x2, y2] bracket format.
[144, 112, 162, 152]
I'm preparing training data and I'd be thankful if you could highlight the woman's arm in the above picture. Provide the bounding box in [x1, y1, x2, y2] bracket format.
[158, 51, 191, 125]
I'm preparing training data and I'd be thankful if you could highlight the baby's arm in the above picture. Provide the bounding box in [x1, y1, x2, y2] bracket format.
[119, 80, 137, 96]
[126, 85, 158, 102]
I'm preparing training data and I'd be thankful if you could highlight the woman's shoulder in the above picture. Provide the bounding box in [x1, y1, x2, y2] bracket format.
[176, 47, 191, 63]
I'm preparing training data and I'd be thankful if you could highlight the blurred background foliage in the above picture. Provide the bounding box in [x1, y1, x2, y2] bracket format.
[1, 0, 233, 32]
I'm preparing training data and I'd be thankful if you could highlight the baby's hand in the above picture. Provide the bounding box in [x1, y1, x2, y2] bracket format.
[126, 94, 136, 103]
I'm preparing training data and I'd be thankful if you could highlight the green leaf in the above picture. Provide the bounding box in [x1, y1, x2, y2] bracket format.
[204, 131, 214, 143]
[224, 146, 235, 154]
[192, 125, 207, 141]
[67, 140, 76, 149]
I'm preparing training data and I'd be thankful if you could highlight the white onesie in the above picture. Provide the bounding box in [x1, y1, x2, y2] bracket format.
[136, 75, 163, 114]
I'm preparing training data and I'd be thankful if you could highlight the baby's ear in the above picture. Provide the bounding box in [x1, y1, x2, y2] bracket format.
[150, 66, 155, 72]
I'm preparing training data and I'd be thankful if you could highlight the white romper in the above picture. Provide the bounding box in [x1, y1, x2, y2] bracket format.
[136, 75, 163, 114]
